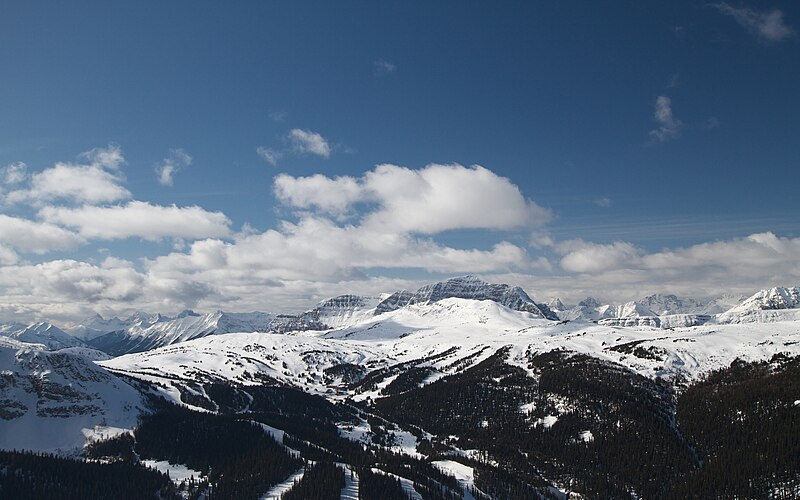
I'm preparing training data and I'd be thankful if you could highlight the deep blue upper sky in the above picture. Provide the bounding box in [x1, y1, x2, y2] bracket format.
[0, 1, 798, 319]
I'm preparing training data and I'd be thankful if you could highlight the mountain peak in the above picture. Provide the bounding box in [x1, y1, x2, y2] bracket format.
[546, 298, 567, 311]
[728, 286, 800, 313]
[374, 275, 558, 320]
[578, 297, 601, 308]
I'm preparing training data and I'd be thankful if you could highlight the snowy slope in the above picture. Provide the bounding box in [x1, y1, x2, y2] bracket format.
[0, 337, 145, 453]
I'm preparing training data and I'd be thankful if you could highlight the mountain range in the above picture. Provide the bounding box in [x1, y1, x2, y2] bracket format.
[1, 277, 791, 357]
[2, 276, 800, 498]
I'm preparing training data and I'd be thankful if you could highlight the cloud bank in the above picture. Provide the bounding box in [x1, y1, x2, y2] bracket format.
[0, 146, 798, 322]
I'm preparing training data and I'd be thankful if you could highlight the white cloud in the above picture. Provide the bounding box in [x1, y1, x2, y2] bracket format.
[0, 256, 224, 323]
[144, 216, 532, 301]
[39, 201, 231, 241]
[1, 162, 28, 185]
[374, 59, 397, 75]
[522, 231, 800, 304]
[274, 163, 552, 233]
[649, 95, 682, 142]
[0, 245, 18, 265]
[79, 144, 125, 170]
[0, 214, 84, 254]
[555, 239, 643, 274]
[257, 147, 282, 167]
[156, 149, 192, 187]
[714, 3, 794, 42]
[274, 173, 363, 217]
[288, 129, 331, 158]
[5, 145, 131, 205]
[0, 258, 144, 313]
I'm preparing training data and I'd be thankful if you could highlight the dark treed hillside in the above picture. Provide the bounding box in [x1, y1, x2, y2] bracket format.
[0, 450, 178, 500]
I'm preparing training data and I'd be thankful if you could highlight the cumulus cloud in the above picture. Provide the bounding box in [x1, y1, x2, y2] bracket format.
[0, 256, 223, 323]
[288, 129, 331, 158]
[274, 173, 364, 217]
[39, 201, 231, 241]
[555, 239, 643, 274]
[0, 258, 145, 318]
[274, 163, 552, 233]
[0, 245, 18, 265]
[0, 214, 84, 254]
[714, 3, 794, 42]
[649, 96, 682, 142]
[256, 147, 282, 167]
[5, 145, 130, 205]
[156, 149, 192, 187]
[3, 148, 797, 323]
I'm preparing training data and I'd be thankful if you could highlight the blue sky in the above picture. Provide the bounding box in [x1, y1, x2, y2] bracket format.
[0, 1, 798, 321]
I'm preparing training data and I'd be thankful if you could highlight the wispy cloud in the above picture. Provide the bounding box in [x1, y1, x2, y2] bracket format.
[156, 149, 192, 187]
[594, 197, 612, 208]
[1, 162, 28, 185]
[373, 58, 397, 76]
[713, 2, 794, 42]
[705, 116, 721, 129]
[668, 72, 680, 89]
[268, 111, 287, 122]
[649, 96, 683, 142]
[256, 147, 282, 167]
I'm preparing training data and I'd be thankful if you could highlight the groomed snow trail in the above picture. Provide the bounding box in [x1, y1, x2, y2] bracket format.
[338, 463, 359, 499]
[259, 467, 304, 500]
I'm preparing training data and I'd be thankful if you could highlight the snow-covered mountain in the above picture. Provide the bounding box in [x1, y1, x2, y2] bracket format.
[3, 277, 800, 499]
[718, 286, 800, 323]
[0, 322, 86, 350]
[0, 337, 144, 453]
[101, 293, 800, 409]
[86, 310, 276, 356]
[374, 275, 558, 320]
[66, 313, 146, 341]
[548, 292, 747, 327]
[634, 294, 705, 315]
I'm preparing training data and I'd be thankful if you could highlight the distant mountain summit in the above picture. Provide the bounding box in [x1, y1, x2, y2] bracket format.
[717, 286, 800, 324]
[0, 322, 86, 350]
[374, 275, 558, 320]
[727, 287, 800, 312]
